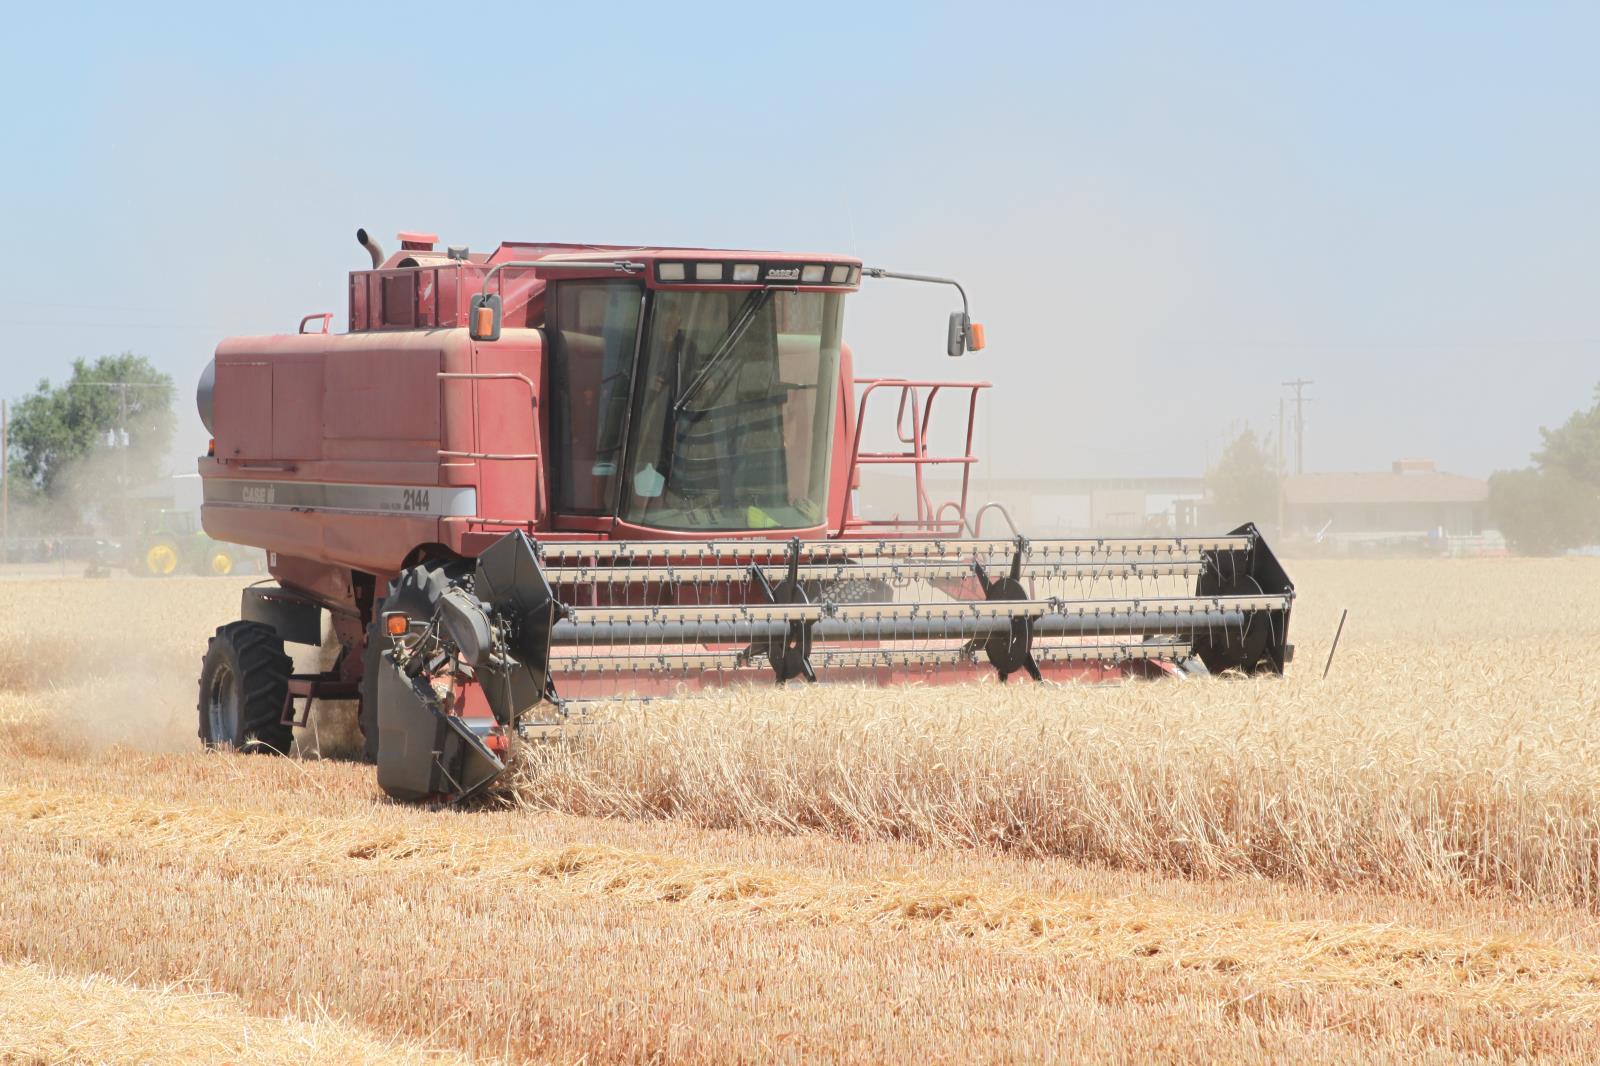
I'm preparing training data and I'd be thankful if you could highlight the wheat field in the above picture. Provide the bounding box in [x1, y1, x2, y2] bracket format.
[2, 558, 1599, 1063]
[506, 570, 1600, 905]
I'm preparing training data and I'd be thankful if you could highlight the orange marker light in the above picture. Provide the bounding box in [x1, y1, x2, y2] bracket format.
[474, 305, 495, 337]
[385, 612, 410, 637]
[968, 323, 986, 351]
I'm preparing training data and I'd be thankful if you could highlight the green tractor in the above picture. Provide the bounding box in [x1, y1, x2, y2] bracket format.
[125, 509, 256, 578]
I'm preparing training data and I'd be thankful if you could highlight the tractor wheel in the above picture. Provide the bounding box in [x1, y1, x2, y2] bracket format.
[142, 539, 181, 577]
[198, 621, 293, 754]
[206, 549, 235, 577]
[358, 560, 467, 764]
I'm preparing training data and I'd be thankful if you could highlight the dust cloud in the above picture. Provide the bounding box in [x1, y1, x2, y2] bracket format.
[0, 576, 360, 760]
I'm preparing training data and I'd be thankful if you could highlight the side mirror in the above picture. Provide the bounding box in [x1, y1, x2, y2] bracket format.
[469, 293, 503, 342]
[946, 312, 967, 357]
[946, 311, 986, 356]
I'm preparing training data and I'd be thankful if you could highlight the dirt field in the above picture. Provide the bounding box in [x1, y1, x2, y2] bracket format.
[3, 559, 1599, 1063]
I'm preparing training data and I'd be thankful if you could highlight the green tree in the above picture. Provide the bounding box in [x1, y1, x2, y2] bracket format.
[7, 354, 174, 531]
[1488, 467, 1600, 556]
[1487, 384, 1600, 554]
[1533, 385, 1600, 485]
[1206, 429, 1278, 531]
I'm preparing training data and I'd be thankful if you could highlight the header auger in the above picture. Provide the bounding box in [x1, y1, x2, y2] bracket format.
[194, 228, 1294, 803]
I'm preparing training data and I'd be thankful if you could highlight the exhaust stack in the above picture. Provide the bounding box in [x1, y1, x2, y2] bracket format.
[356, 227, 385, 268]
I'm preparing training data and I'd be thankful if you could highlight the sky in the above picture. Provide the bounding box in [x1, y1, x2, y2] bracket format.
[1, 2, 1595, 480]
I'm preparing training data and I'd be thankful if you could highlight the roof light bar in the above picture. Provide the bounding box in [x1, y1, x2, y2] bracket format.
[650, 261, 862, 286]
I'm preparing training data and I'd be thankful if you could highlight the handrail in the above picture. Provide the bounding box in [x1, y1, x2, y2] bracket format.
[969, 501, 1020, 538]
[894, 386, 920, 445]
[839, 378, 990, 537]
[298, 313, 333, 335]
[438, 371, 537, 396]
[476, 259, 646, 299]
[437, 372, 546, 519]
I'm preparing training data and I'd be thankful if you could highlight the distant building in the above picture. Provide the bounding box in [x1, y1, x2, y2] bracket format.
[1283, 459, 1488, 540]
[857, 474, 1207, 535]
[859, 460, 1494, 549]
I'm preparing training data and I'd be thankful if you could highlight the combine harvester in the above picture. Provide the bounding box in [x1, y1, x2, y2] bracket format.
[195, 229, 1294, 802]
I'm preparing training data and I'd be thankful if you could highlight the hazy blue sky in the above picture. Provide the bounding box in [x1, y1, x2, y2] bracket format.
[1, 2, 1595, 479]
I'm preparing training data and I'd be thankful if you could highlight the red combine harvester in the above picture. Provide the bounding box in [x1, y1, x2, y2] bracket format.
[195, 229, 1294, 802]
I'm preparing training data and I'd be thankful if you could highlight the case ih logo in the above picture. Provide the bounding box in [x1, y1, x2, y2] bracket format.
[766, 267, 800, 281]
[207, 478, 479, 518]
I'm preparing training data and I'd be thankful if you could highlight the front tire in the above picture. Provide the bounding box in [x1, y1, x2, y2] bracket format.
[198, 621, 293, 754]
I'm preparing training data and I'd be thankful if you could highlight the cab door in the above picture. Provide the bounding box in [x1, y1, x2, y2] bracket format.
[544, 280, 645, 530]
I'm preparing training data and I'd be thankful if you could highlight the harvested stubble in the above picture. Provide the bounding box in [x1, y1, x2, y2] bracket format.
[506, 558, 1600, 906]
[5, 765, 1600, 1063]
[0, 960, 467, 1065]
[7, 784, 1600, 1018]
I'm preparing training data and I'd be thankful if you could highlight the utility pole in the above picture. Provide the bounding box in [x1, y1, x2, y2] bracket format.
[81, 380, 169, 538]
[1276, 398, 1285, 475]
[118, 384, 129, 534]
[1281, 379, 1313, 475]
[1276, 397, 1285, 536]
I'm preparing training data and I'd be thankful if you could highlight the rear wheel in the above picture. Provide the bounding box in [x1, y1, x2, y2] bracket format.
[198, 621, 292, 754]
[205, 549, 235, 576]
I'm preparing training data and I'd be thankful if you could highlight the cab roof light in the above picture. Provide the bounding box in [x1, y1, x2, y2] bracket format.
[801, 265, 826, 284]
[695, 262, 725, 282]
[828, 265, 850, 284]
[848, 266, 860, 285]
[732, 263, 759, 282]
[658, 262, 686, 282]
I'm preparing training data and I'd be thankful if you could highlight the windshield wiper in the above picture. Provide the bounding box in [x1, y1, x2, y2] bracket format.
[672, 289, 773, 415]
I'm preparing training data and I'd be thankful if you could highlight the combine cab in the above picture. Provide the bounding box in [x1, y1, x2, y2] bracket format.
[195, 229, 1294, 802]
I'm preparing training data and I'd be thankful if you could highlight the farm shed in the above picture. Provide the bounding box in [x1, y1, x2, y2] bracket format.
[1284, 460, 1488, 538]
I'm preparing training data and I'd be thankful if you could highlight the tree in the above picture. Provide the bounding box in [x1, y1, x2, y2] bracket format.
[1206, 429, 1278, 532]
[1533, 385, 1600, 486]
[7, 354, 175, 532]
[1488, 467, 1600, 556]
[1487, 384, 1600, 555]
